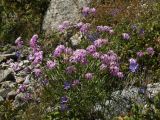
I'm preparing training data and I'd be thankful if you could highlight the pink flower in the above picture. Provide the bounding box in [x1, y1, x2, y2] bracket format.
[92, 52, 100, 59]
[82, 6, 90, 16]
[30, 34, 38, 48]
[33, 51, 43, 64]
[94, 39, 108, 48]
[47, 60, 57, 69]
[137, 51, 144, 57]
[58, 21, 70, 32]
[75, 22, 84, 28]
[80, 23, 90, 33]
[15, 37, 23, 48]
[86, 45, 96, 54]
[117, 72, 124, 78]
[122, 33, 130, 40]
[89, 8, 96, 14]
[34, 68, 42, 77]
[72, 80, 80, 87]
[53, 45, 65, 57]
[85, 73, 93, 80]
[65, 47, 73, 55]
[100, 64, 108, 71]
[66, 66, 76, 74]
[146, 47, 155, 56]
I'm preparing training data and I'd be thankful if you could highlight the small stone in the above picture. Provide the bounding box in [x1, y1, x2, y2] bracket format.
[23, 75, 30, 85]
[7, 90, 17, 100]
[16, 77, 25, 84]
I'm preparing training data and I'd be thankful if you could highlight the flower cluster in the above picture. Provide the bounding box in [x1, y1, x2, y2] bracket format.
[136, 47, 155, 58]
[100, 51, 124, 78]
[53, 45, 65, 57]
[97, 25, 112, 32]
[58, 21, 70, 32]
[94, 38, 108, 48]
[47, 60, 57, 69]
[70, 49, 87, 64]
[82, 6, 96, 16]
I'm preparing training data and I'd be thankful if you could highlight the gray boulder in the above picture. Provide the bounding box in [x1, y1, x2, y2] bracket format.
[43, 0, 90, 34]
[95, 82, 160, 119]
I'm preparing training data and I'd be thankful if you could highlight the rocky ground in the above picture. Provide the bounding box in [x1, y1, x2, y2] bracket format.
[0, 46, 41, 108]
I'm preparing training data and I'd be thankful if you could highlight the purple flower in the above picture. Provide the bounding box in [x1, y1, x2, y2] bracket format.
[58, 21, 70, 32]
[33, 51, 43, 64]
[92, 52, 100, 59]
[64, 82, 71, 90]
[28, 54, 34, 61]
[100, 64, 108, 71]
[61, 96, 68, 104]
[137, 51, 144, 57]
[15, 51, 21, 58]
[82, 6, 90, 16]
[122, 33, 130, 40]
[129, 58, 139, 72]
[117, 72, 124, 78]
[66, 66, 76, 74]
[94, 39, 108, 48]
[80, 23, 90, 33]
[64, 47, 73, 55]
[10, 62, 21, 72]
[34, 68, 42, 77]
[69, 49, 87, 64]
[18, 84, 27, 93]
[85, 73, 93, 80]
[110, 66, 120, 76]
[15, 37, 23, 48]
[146, 47, 155, 56]
[86, 45, 96, 54]
[72, 80, 80, 87]
[97, 26, 105, 32]
[109, 29, 114, 35]
[89, 8, 96, 14]
[47, 60, 57, 69]
[97, 26, 112, 32]
[75, 22, 84, 28]
[53, 45, 65, 57]
[30, 34, 38, 48]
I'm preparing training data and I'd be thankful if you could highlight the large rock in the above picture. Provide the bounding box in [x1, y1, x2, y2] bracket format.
[95, 83, 160, 119]
[43, 0, 90, 33]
